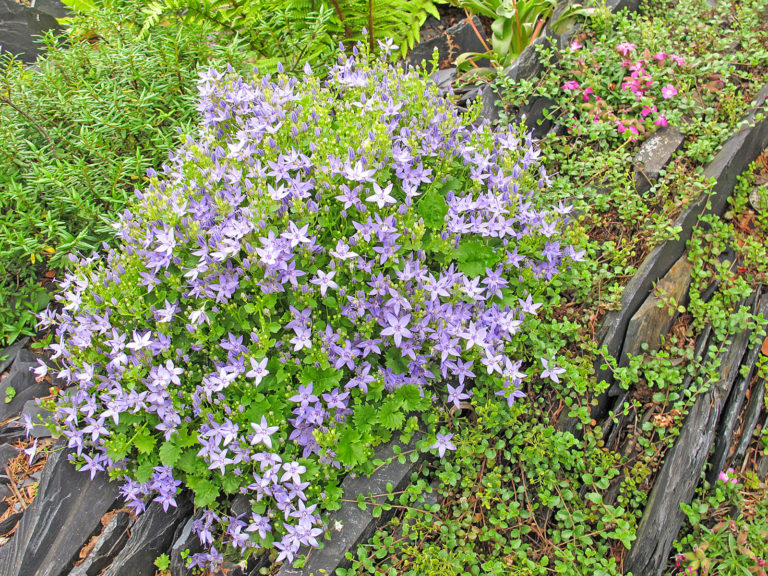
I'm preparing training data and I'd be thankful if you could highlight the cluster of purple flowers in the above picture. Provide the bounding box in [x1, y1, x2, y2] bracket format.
[40, 41, 578, 568]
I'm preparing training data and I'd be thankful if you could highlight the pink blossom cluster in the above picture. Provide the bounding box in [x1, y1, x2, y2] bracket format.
[561, 40, 686, 140]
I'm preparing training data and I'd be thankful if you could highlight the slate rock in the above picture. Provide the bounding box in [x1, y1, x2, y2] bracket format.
[0, 427, 27, 445]
[0, 338, 29, 375]
[707, 290, 768, 484]
[102, 494, 193, 576]
[624, 299, 754, 576]
[68, 511, 132, 576]
[169, 515, 202, 576]
[30, 0, 70, 19]
[22, 398, 53, 438]
[0, 440, 121, 576]
[732, 375, 766, 466]
[431, 67, 456, 92]
[0, 350, 50, 421]
[606, 0, 642, 10]
[620, 254, 693, 363]
[0, 443, 18, 471]
[277, 433, 424, 576]
[633, 126, 684, 193]
[519, 96, 557, 139]
[0, 0, 61, 63]
[0, 512, 22, 535]
[407, 16, 489, 71]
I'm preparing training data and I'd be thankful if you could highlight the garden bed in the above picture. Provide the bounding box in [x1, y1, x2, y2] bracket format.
[1, 0, 768, 575]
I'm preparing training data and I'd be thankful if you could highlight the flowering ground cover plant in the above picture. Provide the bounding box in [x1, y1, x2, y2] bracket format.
[559, 40, 685, 141]
[38, 41, 579, 569]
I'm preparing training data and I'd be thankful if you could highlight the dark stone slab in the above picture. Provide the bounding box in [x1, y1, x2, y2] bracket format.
[407, 16, 489, 71]
[0, 338, 29, 375]
[0, 440, 121, 576]
[277, 433, 424, 576]
[519, 95, 557, 139]
[732, 374, 766, 466]
[68, 511, 132, 576]
[606, 0, 642, 10]
[0, 426, 27, 445]
[0, 353, 50, 421]
[0, 512, 22, 534]
[0, 443, 18, 471]
[30, 0, 69, 19]
[757, 412, 768, 479]
[707, 289, 768, 484]
[0, 0, 61, 63]
[623, 295, 754, 576]
[476, 87, 502, 126]
[169, 515, 201, 576]
[432, 67, 456, 92]
[22, 398, 53, 438]
[102, 494, 193, 576]
[620, 254, 692, 363]
[633, 126, 685, 193]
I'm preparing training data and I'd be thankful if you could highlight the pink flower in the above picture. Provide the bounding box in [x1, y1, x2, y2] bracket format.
[616, 42, 637, 56]
[661, 84, 678, 98]
[582, 86, 594, 101]
[654, 115, 668, 127]
[718, 468, 738, 484]
[669, 54, 686, 66]
[569, 40, 582, 51]
[641, 104, 657, 118]
[617, 121, 627, 133]
[562, 80, 580, 91]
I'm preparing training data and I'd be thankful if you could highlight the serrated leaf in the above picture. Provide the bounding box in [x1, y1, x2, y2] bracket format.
[336, 428, 366, 467]
[353, 404, 377, 434]
[378, 397, 405, 431]
[394, 384, 425, 411]
[159, 442, 182, 467]
[299, 366, 342, 389]
[454, 239, 500, 277]
[385, 347, 408, 375]
[188, 476, 220, 508]
[176, 448, 202, 474]
[134, 428, 157, 454]
[222, 474, 240, 495]
[417, 179, 454, 229]
[135, 458, 155, 483]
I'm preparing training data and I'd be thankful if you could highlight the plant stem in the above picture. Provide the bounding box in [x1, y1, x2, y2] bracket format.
[0, 96, 58, 159]
[368, 0, 375, 53]
[329, 0, 353, 38]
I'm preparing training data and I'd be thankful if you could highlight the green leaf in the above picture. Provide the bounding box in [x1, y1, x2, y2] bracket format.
[385, 347, 408, 375]
[134, 428, 157, 454]
[336, 428, 366, 467]
[378, 397, 405, 431]
[394, 384, 426, 411]
[453, 239, 500, 277]
[106, 435, 129, 462]
[135, 458, 155, 483]
[353, 404, 377, 434]
[159, 442, 182, 467]
[417, 180, 453, 229]
[222, 474, 240, 495]
[299, 366, 342, 389]
[188, 476, 220, 508]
